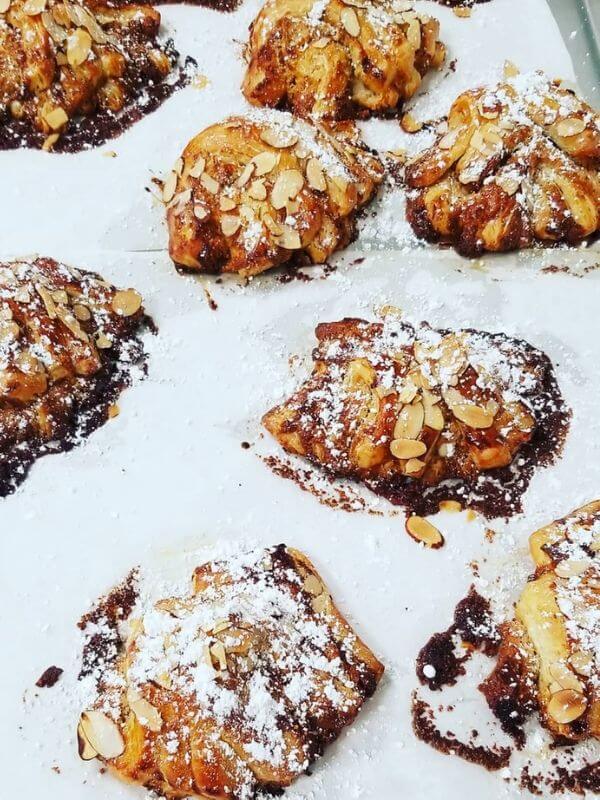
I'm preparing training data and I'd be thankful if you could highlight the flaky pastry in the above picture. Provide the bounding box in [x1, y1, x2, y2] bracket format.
[405, 71, 600, 256]
[77, 544, 383, 799]
[263, 316, 566, 513]
[242, 0, 445, 120]
[166, 111, 383, 276]
[0, 257, 149, 495]
[0, 0, 182, 151]
[482, 502, 600, 743]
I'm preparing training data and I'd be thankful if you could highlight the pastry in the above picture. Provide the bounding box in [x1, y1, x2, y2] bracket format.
[242, 0, 445, 120]
[0, 257, 150, 495]
[165, 111, 383, 276]
[262, 316, 568, 517]
[77, 544, 384, 798]
[405, 71, 600, 256]
[481, 501, 600, 742]
[0, 0, 188, 152]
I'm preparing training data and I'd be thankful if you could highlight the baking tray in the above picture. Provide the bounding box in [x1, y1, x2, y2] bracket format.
[0, 1, 599, 800]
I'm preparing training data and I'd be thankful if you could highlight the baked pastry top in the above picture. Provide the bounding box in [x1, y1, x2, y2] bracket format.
[77, 544, 383, 799]
[405, 71, 600, 256]
[0, 257, 149, 495]
[481, 501, 600, 743]
[242, 0, 445, 120]
[262, 316, 567, 516]
[166, 111, 384, 276]
[0, 0, 183, 151]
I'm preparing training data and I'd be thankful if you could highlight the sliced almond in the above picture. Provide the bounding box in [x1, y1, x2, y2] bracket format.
[96, 333, 112, 349]
[112, 289, 142, 317]
[194, 204, 209, 220]
[37, 285, 57, 318]
[42, 133, 60, 151]
[401, 113, 423, 133]
[341, 6, 360, 36]
[496, 174, 520, 196]
[275, 226, 302, 250]
[263, 213, 283, 236]
[570, 650, 594, 678]
[555, 558, 590, 579]
[548, 661, 584, 693]
[556, 117, 587, 137]
[162, 171, 177, 203]
[212, 619, 232, 634]
[271, 169, 304, 210]
[303, 574, 323, 596]
[424, 403, 444, 431]
[453, 6, 471, 17]
[247, 179, 267, 200]
[200, 173, 220, 194]
[405, 458, 425, 475]
[44, 106, 68, 131]
[397, 381, 418, 404]
[77, 722, 98, 761]
[439, 500, 462, 513]
[438, 129, 460, 151]
[220, 214, 241, 237]
[547, 689, 587, 724]
[188, 155, 206, 179]
[452, 403, 494, 429]
[394, 401, 424, 440]
[0, 0, 11, 10]
[67, 27, 92, 67]
[23, 0, 46, 13]
[260, 128, 298, 149]
[127, 692, 162, 733]
[306, 157, 327, 191]
[219, 196, 237, 211]
[210, 641, 228, 671]
[391, 438, 427, 459]
[312, 592, 331, 614]
[405, 16, 421, 47]
[79, 711, 125, 760]
[503, 60, 520, 79]
[406, 516, 444, 549]
[252, 150, 279, 176]
[236, 162, 255, 188]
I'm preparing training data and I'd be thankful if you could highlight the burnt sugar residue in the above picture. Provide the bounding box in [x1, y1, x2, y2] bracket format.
[78, 569, 138, 681]
[368, 356, 570, 520]
[0, 47, 195, 154]
[416, 587, 499, 691]
[36, 666, 64, 688]
[432, 0, 492, 6]
[411, 695, 511, 772]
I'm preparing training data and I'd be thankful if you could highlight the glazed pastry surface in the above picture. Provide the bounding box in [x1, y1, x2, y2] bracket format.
[405, 71, 600, 256]
[166, 111, 383, 276]
[242, 0, 445, 120]
[77, 544, 383, 799]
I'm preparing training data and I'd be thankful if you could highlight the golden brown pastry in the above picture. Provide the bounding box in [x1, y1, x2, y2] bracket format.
[0, 0, 183, 151]
[481, 502, 600, 743]
[77, 544, 384, 799]
[263, 316, 568, 516]
[165, 111, 384, 276]
[405, 71, 600, 256]
[242, 0, 445, 121]
[0, 257, 149, 495]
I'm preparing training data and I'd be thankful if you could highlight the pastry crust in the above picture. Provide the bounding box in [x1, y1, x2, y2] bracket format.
[263, 316, 560, 496]
[242, 0, 445, 120]
[0, 0, 181, 151]
[482, 502, 600, 743]
[0, 257, 149, 495]
[77, 544, 384, 799]
[166, 111, 383, 276]
[405, 71, 600, 256]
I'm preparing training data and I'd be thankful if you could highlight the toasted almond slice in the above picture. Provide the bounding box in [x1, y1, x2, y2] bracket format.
[247, 179, 267, 200]
[406, 516, 444, 549]
[452, 403, 494, 429]
[236, 162, 255, 188]
[453, 6, 471, 17]
[37, 285, 57, 318]
[77, 722, 99, 761]
[162, 171, 177, 203]
[200, 173, 220, 194]
[555, 558, 590, 579]
[188, 155, 206, 178]
[263, 213, 283, 236]
[112, 289, 142, 317]
[73, 304, 91, 322]
[548, 662, 584, 693]
[401, 113, 423, 133]
[44, 106, 68, 131]
[219, 196, 237, 211]
[312, 592, 331, 614]
[210, 641, 228, 671]
[252, 151, 279, 176]
[306, 157, 327, 191]
[79, 711, 125, 760]
[391, 438, 427, 459]
[194, 204, 209, 220]
[96, 333, 112, 349]
[397, 381, 418, 404]
[271, 169, 304, 210]
[496, 174, 520, 196]
[341, 6, 360, 36]
[503, 60, 520, 78]
[23, 0, 45, 13]
[42, 133, 60, 151]
[547, 689, 587, 724]
[212, 619, 232, 634]
[439, 500, 462, 513]
[127, 692, 162, 732]
[405, 458, 425, 475]
[221, 214, 241, 237]
[394, 401, 424, 440]
[438, 129, 460, 150]
[260, 128, 298, 149]
[67, 27, 92, 67]
[556, 117, 587, 137]
[570, 650, 594, 678]
[424, 403, 444, 431]
[0, 0, 11, 10]
[405, 16, 421, 47]
[275, 226, 302, 250]
[303, 574, 323, 596]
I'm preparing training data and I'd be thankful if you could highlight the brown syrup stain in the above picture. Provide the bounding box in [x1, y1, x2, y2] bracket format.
[0, 47, 195, 153]
[36, 666, 64, 688]
[416, 588, 499, 691]
[541, 263, 600, 278]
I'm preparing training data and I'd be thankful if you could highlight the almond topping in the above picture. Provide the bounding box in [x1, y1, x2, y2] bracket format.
[394, 402, 424, 440]
[306, 157, 327, 191]
[260, 128, 298, 148]
[44, 106, 68, 131]
[452, 403, 494, 429]
[391, 438, 427, 459]
[66, 27, 92, 67]
[503, 60, 520, 78]
[405, 458, 425, 475]
[271, 169, 304, 210]
[112, 289, 142, 317]
[0, 0, 11, 10]
[312, 592, 331, 614]
[247, 179, 267, 200]
[127, 692, 162, 732]
[219, 196, 237, 211]
[341, 6, 360, 36]
[188, 155, 206, 178]
[570, 651, 594, 677]
[23, 0, 46, 13]
[77, 723, 98, 761]
[547, 689, 587, 724]
[555, 558, 590, 579]
[439, 500, 462, 513]
[303, 574, 323, 596]
[221, 214, 241, 237]
[438, 129, 461, 151]
[162, 171, 177, 203]
[424, 402, 444, 431]
[96, 333, 112, 349]
[252, 151, 279, 176]
[406, 516, 444, 549]
[401, 113, 423, 133]
[210, 641, 228, 671]
[200, 173, 220, 194]
[556, 117, 587, 137]
[194, 204, 209, 220]
[275, 226, 302, 250]
[79, 711, 125, 760]
[236, 162, 255, 188]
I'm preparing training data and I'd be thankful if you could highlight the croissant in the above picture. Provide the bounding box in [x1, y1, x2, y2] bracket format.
[481, 501, 600, 743]
[0, 0, 179, 151]
[166, 112, 384, 276]
[77, 544, 384, 799]
[262, 316, 567, 514]
[405, 71, 600, 256]
[242, 0, 445, 120]
[0, 257, 149, 495]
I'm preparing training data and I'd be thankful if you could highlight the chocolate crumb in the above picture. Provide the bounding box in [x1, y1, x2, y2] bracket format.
[36, 666, 63, 688]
